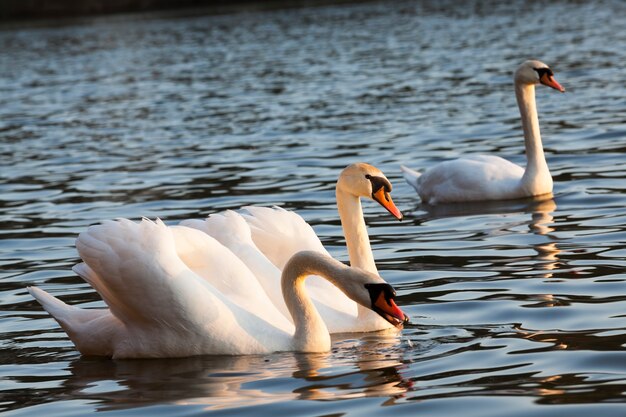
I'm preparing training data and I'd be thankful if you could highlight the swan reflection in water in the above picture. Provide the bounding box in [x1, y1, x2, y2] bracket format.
[528, 198, 560, 280]
[60, 331, 413, 412]
[413, 195, 562, 306]
[417, 194, 561, 275]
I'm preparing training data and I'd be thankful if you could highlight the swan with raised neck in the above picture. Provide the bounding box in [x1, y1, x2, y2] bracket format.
[26, 217, 409, 358]
[515, 60, 563, 196]
[335, 163, 403, 331]
[181, 163, 404, 333]
[401, 60, 565, 204]
[336, 162, 402, 274]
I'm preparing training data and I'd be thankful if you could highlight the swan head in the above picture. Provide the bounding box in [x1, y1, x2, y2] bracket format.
[342, 267, 409, 328]
[515, 60, 565, 92]
[366, 282, 409, 328]
[337, 163, 403, 220]
[283, 251, 410, 330]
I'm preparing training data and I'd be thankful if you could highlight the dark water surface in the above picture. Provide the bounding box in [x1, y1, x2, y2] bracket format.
[1, 0, 626, 415]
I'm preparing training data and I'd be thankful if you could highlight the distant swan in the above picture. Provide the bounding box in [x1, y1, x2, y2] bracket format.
[28, 219, 408, 358]
[182, 163, 404, 333]
[401, 60, 565, 204]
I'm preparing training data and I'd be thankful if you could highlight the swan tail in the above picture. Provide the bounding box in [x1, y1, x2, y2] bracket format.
[28, 286, 75, 323]
[27, 286, 115, 355]
[400, 164, 422, 192]
[28, 286, 111, 326]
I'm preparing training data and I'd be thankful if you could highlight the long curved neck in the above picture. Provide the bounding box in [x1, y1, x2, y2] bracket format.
[336, 187, 377, 274]
[335, 187, 391, 328]
[516, 82, 550, 184]
[281, 252, 351, 352]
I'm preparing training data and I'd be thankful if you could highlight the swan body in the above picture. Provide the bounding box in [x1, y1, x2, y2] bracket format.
[182, 209, 349, 323]
[182, 163, 404, 333]
[402, 60, 565, 205]
[28, 219, 407, 358]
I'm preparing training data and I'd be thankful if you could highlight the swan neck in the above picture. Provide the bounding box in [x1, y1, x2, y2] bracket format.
[336, 184, 390, 327]
[281, 252, 349, 351]
[336, 188, 377, 274]
[516, 82, 548, 178]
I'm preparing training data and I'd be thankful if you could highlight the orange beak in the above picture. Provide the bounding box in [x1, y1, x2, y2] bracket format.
[540, 73, 565, 92]
[373, 292, 409, 328]
[372, 188, 403, 220]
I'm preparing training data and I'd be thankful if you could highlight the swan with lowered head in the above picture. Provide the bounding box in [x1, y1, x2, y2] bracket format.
[27, 218, 407, 358]
[401, 60, 565, 205]
[182, 162, 404, 333]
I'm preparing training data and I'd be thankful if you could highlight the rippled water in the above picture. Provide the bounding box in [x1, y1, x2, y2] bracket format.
[1, 0, 626, 415]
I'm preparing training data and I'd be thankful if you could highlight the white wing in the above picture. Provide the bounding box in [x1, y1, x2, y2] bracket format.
[181, 211, 290, 319]
[183, 208, 358, 326]
[70, 218, 293, 357]
[242, 206, 330, 269]
[241, 207, 355, 314]
[75, 219, 226, 326]
[169, 223, 292, 331]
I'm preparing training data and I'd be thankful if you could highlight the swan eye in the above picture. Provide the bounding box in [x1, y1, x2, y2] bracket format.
[533, 67, 554, 77]
[365, 283, 396, 304]
[367, 175, 392, 193]
[364, 283, 407, 327]
[367, 175, 403, 220]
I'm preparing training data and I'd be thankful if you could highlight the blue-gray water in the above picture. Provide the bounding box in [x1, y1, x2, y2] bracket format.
[1, 0, 626, 415]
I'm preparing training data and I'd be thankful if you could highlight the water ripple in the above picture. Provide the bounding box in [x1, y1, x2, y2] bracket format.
[1, 0, 626, 416]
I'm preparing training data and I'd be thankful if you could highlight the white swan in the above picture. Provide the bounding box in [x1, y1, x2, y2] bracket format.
[181, 163, 404, 333]
[27, 218, 407, 358]
[401, 60, 565, 205]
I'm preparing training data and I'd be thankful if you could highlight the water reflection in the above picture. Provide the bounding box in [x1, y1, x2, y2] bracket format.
[404, 367, 626, 405]
[399, 322, 626, 406]
[35, 333, 414, 412]
[296, 333, 413, 402]
[414, 194, 555, 219]
[65, 355, 294, 411]
[529, 198, 560, 280]
[2, 0, 626, 415]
